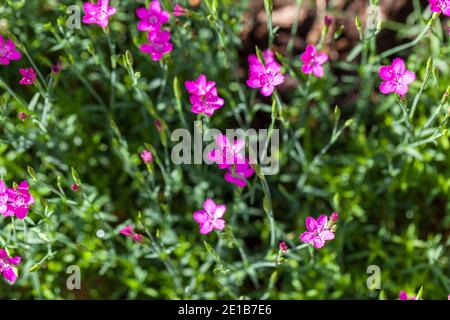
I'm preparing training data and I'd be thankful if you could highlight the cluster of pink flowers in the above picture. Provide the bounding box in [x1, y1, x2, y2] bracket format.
[185, 74, 224, 116]
[0, 248, 21, 285]
[246, 49, 285, 96]
[428, 0, 450, 16]
[208, 134, 254, 188]
[137, 1, 173, 61]
[82, 0, 117, 28]
[0, 180, 34, 220]
[300, 212, 338, 249]
[119, 225, 143, 242]
[193, 198, 227, 234]
[0, 35, 36, 85]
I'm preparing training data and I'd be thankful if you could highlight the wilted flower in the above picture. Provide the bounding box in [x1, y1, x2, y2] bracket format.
[136, 1, 170, 32]
[3, 180, 34, 220]
[82, 0, 117, 28]
[208, 134, 245, 169]
[246, 49, 285, 96]
[379, 57, 416, 97]
[300, 214, 336, 248]
[0, 35, 21, 65]
[399, 291, 416, 300]
[185, 74, 224, 116]
[193, 198, 226, 234]
[119, 225, 143, 242]
[428, 0, 450, 16]
[173, 3, 189, 16]
[224, 161, 255, 188]
[139, 29, 173, 61]
[324, 15, 334, 26]
[300, 44, 329, 78]
[19, 67, 36, 85]
[0, 248, 21, 285]
[140, 149, 153, 164]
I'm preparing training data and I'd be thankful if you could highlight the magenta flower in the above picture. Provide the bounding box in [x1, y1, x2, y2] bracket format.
[0, 35, 21, 65]
[139, 29, 173, 61]
[173, 3, 189, 16]
[224, 161, 255, 188]
[0, 180, 8, 216]
[140, 149, 153, 164]
[300, 214, 336, 248]
[136, 1, 170, 32]
[399, 291, 416, 300]
[71, 184, 79, 192]
[207, 134, 245, 169]
[82, 0, 117, 29]
[18, 112, 27, 121]
[246, 49, 285, 96]
[324, 15, 334, 26]
[51, 60, 62, 74]
[3, 180, 34, 220]
[330, 212, 339, 222]
[379, 58, 416, 97]
[19, 67, 36, 85]
[300, 44, 328, 78]
[185, 74, 224, 116]
[429, 0, 450, 16]
[119, 225, 143, 242]
[279, 241, 288, 253]
[0, 248, 21, 285]
[193, 198, 226, 234]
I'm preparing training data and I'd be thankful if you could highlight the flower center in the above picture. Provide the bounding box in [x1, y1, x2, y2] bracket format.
[152, 42, 165, 52]
[148, 15, 158, 24]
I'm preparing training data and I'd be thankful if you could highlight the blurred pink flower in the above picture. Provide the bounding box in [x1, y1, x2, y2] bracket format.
[379, 57, 415, 97]
[136, 1, 170, 32]
[193, 198, 226, 234]
[0, 35, 21, 65]
[71, 184, 79, 192]
[0, 180, 8, 215]
[224, 161, 254, 188]
[279, 241, 288, 253]
[185, 74, 224, 116]
[140, 149, 153, 164]
[300, 44, 328, 78]
[173, 3, 189, 16]
[399, 291, 416, 300]
[4, 180, 34, 220]
[18, 112, 27, 121]
[324, 15, 334, 26]
[330, 212, 339, 222]
[51, 60, 62, 74]
[82, 0, 117, 28]
[19, 67, 36, 85]
[139, 29, 173, 61]
[208, 134, 245, 169]
[120, 225, 143, 242]
[428, 0, 450, 16]
[246, 49, 285, 96]
[0, 248, 21, 285]
[300, 214, 336, 248]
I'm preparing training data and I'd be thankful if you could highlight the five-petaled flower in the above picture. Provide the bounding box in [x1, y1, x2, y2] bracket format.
[379, 57, 416, 97]
[139, 29, 173, 61]
[399, 291, 416, 300]
[136, 1, 170, 32]
[2, 180, 35, 220]
[193, 198, 226, 235]
[0, 35, 21, 65]
[82, 0, 117, 29]
[119, 225, 144, 242]
[300, 213, 337, 248]
[208, 134, 245, 169]
[0, 248, 21, 285]
[428, 0, 450, 16]
[300, 44, 329, 78]
[185, 74, 224, 116]
[246, 49, 285, 96]
[19, 67, 36, 85]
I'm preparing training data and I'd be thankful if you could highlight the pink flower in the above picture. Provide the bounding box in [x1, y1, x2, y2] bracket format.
[51, 60, 62, 74]
[82, 0, 117, 29]
[173, 3, 189, 16]
[300, 214, 336, 248]
[330, 212, 339, 222]
[19, 67, 36, 85]
[71, 184, 79, 192]
[379, 58, 416, 97]
[185, 74, 224, 116]
[300, 44, 328, 78]
[0, 35, 21, 65]
[18, 112, 27, 121]
[399, 291, 416, 300]
[279, 241, 288, 253]
[136, 1, 170, 32]
[140, 149, 153, 164]
[224, 161, 255, 188]
[246, 49, 285, 96]
[324, 15, 334, 26]
[0, 180, 8, 216]
[208, 134, 245, 169]
[0, 248, 21, 285]
[119, 225, 143, 242]
[193, 198, 226, 234]
[139, 29, 173, 61]
[3, 180, 34, 220]
[428, 0, 450, 16]
[447, 294, 450, 300]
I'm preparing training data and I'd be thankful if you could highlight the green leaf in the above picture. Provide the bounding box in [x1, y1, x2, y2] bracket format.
[27, 166, 37, 181]
[71, 167, 81, 185]
[416, 286, 423, 300]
